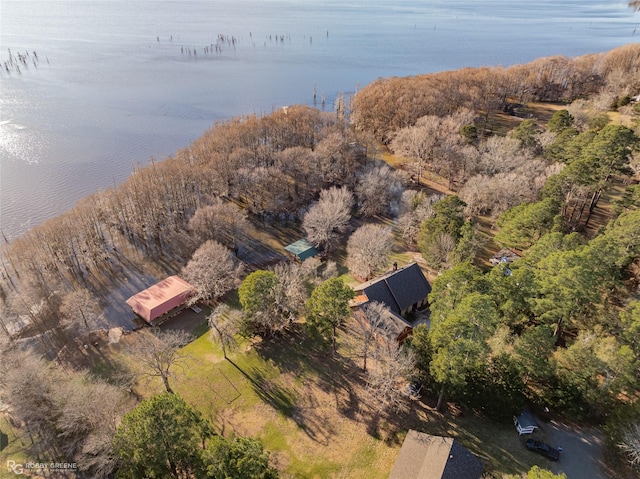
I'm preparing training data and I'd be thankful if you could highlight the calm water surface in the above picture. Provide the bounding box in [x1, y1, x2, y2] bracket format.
[1, 0, 639, 239]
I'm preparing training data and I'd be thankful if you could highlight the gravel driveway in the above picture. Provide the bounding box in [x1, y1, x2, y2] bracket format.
[537, 420, 611, 479]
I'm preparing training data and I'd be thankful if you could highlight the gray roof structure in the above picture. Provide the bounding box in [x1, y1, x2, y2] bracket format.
[355, 263, 431, 316]
[515, 410, 538, 428]
[284, 239, 319, 261]
[490, 248, 522, 266]
[514, 410, 539, 434]
[389, 430, 483, 479]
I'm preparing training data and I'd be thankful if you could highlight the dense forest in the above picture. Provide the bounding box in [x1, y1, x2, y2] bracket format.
[2, 43, 640, 478]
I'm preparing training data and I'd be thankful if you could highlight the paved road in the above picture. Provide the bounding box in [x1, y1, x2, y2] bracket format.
[540, 420, 610, 479]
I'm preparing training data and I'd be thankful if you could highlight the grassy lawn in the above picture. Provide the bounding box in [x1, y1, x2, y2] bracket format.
[168, 327, 403, 479]
[115, 317, 550, 479]
[0, 414, 30, 467]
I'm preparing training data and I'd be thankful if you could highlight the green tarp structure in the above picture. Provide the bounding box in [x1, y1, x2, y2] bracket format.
[284, 239, 319, 261]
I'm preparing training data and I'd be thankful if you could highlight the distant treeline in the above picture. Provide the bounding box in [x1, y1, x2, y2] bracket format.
[351, 43, 640, 143]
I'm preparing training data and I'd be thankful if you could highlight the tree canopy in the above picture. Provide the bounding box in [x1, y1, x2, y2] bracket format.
[112, 393, 211, 479]
[305, 278, 354, 352]
[202, 435, 278, 479]
[112, 393, 278, 479]
[418, 195, 467, 269]
[495, 197, 562, 250]
[429, 292, 499, 409]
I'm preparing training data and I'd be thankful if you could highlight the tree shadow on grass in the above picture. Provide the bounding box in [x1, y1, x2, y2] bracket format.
[355, 397, 442, 447]
[226, 358, 296, 417]
[289, 392, 337, 446]
[251, 326, 460, 448]
[252, 326, 360, 391]
[226, 355, 337, 445]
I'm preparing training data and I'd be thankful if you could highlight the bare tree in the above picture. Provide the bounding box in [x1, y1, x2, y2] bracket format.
[315, 131, 365, 186]
[427, 111, 477, 189]
[233, 166, 293, 216]
[355, 163, 404, 217]
[0, 296, 18, 341]
[298, 256, 324, 286]
[390, 121, 436, 184]
[365, 340, 416, 413]
[425, 232, 457, 270]
[6, 285, 66, 354]
[56, 374, 133, 478]
[335, 92, 347, 120]
[129, 329, 192, 394]
[237, 260, 318, 337]
[346, 224, 393, 281]
[188, 199, 248, 251]
[303, 186, 353, 252]
[621, 423, 640, 468]
[239, 269, 305, 337]
[59, 288, 103, 330]
[208, 305, 240, 360]
[390, 110, 476, 188]
[321, 260, 339, 281]
[272, 261, 315, 321]
[0, 348, 132, 478]
[273, 146, 322, 207]
[472, 135, 532, 176]
[181, 240, 243, 304]
[397, 191, 440, 245]
[0, 347, 62, 452]
[352, 301, 395, 372]
[460, 156, 551, 217]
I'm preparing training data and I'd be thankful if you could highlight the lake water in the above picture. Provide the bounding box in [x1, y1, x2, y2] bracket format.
[1, 0, 639, 240]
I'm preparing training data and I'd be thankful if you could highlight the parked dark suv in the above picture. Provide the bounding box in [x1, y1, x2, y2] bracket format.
[525, 439, 560, 461]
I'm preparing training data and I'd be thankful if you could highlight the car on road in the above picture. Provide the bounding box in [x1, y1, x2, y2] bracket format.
[525, 439, 560, 461]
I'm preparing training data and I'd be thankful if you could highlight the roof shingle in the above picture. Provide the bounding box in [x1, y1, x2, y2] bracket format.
[355, 263, 431, 316]
[389, 430, 483, 479]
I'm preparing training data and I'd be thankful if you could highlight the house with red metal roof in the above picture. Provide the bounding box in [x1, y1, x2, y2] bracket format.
[126, 275, 195, 325]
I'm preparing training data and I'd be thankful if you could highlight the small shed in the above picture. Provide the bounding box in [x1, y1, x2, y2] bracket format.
[513, 410, 539, 435]
[126, 276, 195, 325]
[284, 239, 319, 261]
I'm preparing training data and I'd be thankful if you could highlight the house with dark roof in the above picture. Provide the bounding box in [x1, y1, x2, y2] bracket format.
[389, 430, 483, 479]
[353, 262, 431, 317]
[351, 263, 431, 339]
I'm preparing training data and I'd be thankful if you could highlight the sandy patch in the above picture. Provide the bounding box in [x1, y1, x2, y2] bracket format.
[108, 327, 123, 343]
